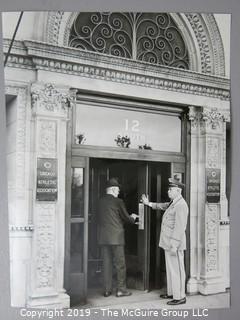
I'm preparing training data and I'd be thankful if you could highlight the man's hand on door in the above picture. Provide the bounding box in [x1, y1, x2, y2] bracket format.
[141, 194, 150, 205]
[130, 213, 139, 221]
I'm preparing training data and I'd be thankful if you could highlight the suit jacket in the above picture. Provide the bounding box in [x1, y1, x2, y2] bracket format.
[98, 194, 135, 245]
[151, 195, 189, 250]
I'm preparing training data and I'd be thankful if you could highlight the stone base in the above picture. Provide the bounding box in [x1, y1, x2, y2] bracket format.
[187, 277, 199, 294]
[198, 277, 226, 295]
[27, 293, 70, 309]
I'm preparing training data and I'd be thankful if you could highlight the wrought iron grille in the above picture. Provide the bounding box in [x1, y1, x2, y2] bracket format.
[69, 12, 190, 69]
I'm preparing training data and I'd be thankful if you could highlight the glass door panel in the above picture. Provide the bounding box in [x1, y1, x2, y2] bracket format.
[70, 223, 84, 273]
[71, 168, 84, 217]
[88, 159, 150, 291]
[65, 157, 89, 306]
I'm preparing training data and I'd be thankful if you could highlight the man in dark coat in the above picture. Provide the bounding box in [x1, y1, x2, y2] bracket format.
[98, 178, 138, 297]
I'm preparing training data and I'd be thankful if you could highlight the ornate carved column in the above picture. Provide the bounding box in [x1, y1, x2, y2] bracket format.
[6, 85, 33, 307]
[27, 83, 76, 308]
[186, 106, 201, 293]
[187, 106, 227, 295]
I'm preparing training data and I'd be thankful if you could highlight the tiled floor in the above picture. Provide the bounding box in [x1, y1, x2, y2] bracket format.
[77, 289, 230, 310]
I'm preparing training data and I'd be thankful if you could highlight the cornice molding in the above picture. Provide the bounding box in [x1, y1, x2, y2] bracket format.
[3, 39, 34, 69]
[4, 39, 230, 101]
[5, 55, 34, 69]
[25, 40, 228, 84]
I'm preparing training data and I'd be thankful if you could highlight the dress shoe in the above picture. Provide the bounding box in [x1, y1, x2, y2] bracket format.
[116, 289, 132, 297]
[160, 294, 173, 299]
[103, 291, 112, 297]
[167, 297, 186, 305]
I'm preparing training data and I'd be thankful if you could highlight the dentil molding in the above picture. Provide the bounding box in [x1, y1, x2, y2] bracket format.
[2, 41, 230, 102]
[9, 225, 34, 232]
[4, 40, 230, 102]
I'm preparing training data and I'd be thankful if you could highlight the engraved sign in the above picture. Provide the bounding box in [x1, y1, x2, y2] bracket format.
[206, 169, 220, 203]
[36, 158, 58, 201]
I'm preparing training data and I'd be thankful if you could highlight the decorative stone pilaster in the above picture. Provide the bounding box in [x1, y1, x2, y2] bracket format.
[6, 85, 33, 307]
[186, 106, 201, 293]
[187, 106, 228, 295]
[27, 83, 76, 309]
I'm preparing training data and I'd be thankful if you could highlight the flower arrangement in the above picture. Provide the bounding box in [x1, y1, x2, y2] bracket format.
[114, 135, 131, 148]
[138, 144, 152, 150]
[75, 133, 86, 145]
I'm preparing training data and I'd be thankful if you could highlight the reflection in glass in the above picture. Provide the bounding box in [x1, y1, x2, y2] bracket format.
[70, 223, 84, 273]
[71, 168, 84, 217]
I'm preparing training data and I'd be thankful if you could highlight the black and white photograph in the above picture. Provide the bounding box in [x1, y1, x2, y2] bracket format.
[1, 7, 233, 317]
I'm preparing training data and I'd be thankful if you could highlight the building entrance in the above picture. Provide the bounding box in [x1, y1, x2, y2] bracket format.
[65, 155, 186, 306]
[88, 158, 172, 293]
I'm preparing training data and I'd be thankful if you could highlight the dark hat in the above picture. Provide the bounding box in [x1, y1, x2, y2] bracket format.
[168, 175, 185, 189]
[106, 178, 121, 188]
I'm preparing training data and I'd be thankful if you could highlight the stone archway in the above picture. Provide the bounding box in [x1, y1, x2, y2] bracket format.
[44, 12, 225, 76]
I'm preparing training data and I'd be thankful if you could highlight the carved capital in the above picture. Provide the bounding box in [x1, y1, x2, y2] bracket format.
[222, 110, 231, 122]
[201, 107, 225, 130]
[188, 106, 200, 121]
[31, 83, 75, 114]
[188, 106, 201, 130]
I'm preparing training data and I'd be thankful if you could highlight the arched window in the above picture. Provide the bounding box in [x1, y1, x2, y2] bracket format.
[69, 12, 190, 69]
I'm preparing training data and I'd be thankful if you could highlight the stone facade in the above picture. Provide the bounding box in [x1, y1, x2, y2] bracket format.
[4, 12, 230, 308]
[187, 107, 229, 295]
[27, 83, 75, 308]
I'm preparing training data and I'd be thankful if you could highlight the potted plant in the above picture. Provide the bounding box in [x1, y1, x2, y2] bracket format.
[114, 135, 131, 148]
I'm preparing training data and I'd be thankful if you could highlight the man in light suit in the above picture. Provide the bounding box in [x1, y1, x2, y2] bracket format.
[141, 176, 189, 305]
[98, 178, 138, 298]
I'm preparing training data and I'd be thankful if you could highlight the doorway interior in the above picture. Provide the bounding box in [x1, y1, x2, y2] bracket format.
[88, 158, 171, 293]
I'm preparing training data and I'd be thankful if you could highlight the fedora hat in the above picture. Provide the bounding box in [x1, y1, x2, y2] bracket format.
[168, 175, 185, 189]
[106, 178, 121, 188]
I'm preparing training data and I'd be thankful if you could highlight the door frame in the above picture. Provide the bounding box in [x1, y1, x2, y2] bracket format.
[64, 95, 190, 302]
[64, 154, 187, 299]
[72, 145, 185, 163]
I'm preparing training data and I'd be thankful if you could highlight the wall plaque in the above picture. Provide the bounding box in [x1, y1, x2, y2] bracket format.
[206, 168, 220, 203]
[36, 158, 58, 201]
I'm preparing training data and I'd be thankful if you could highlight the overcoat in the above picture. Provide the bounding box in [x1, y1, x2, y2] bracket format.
[151, 196, 189, 250]
[98, 194, 135, 245]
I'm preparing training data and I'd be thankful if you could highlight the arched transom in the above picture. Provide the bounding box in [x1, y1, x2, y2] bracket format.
[68, 12, 190, 69]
